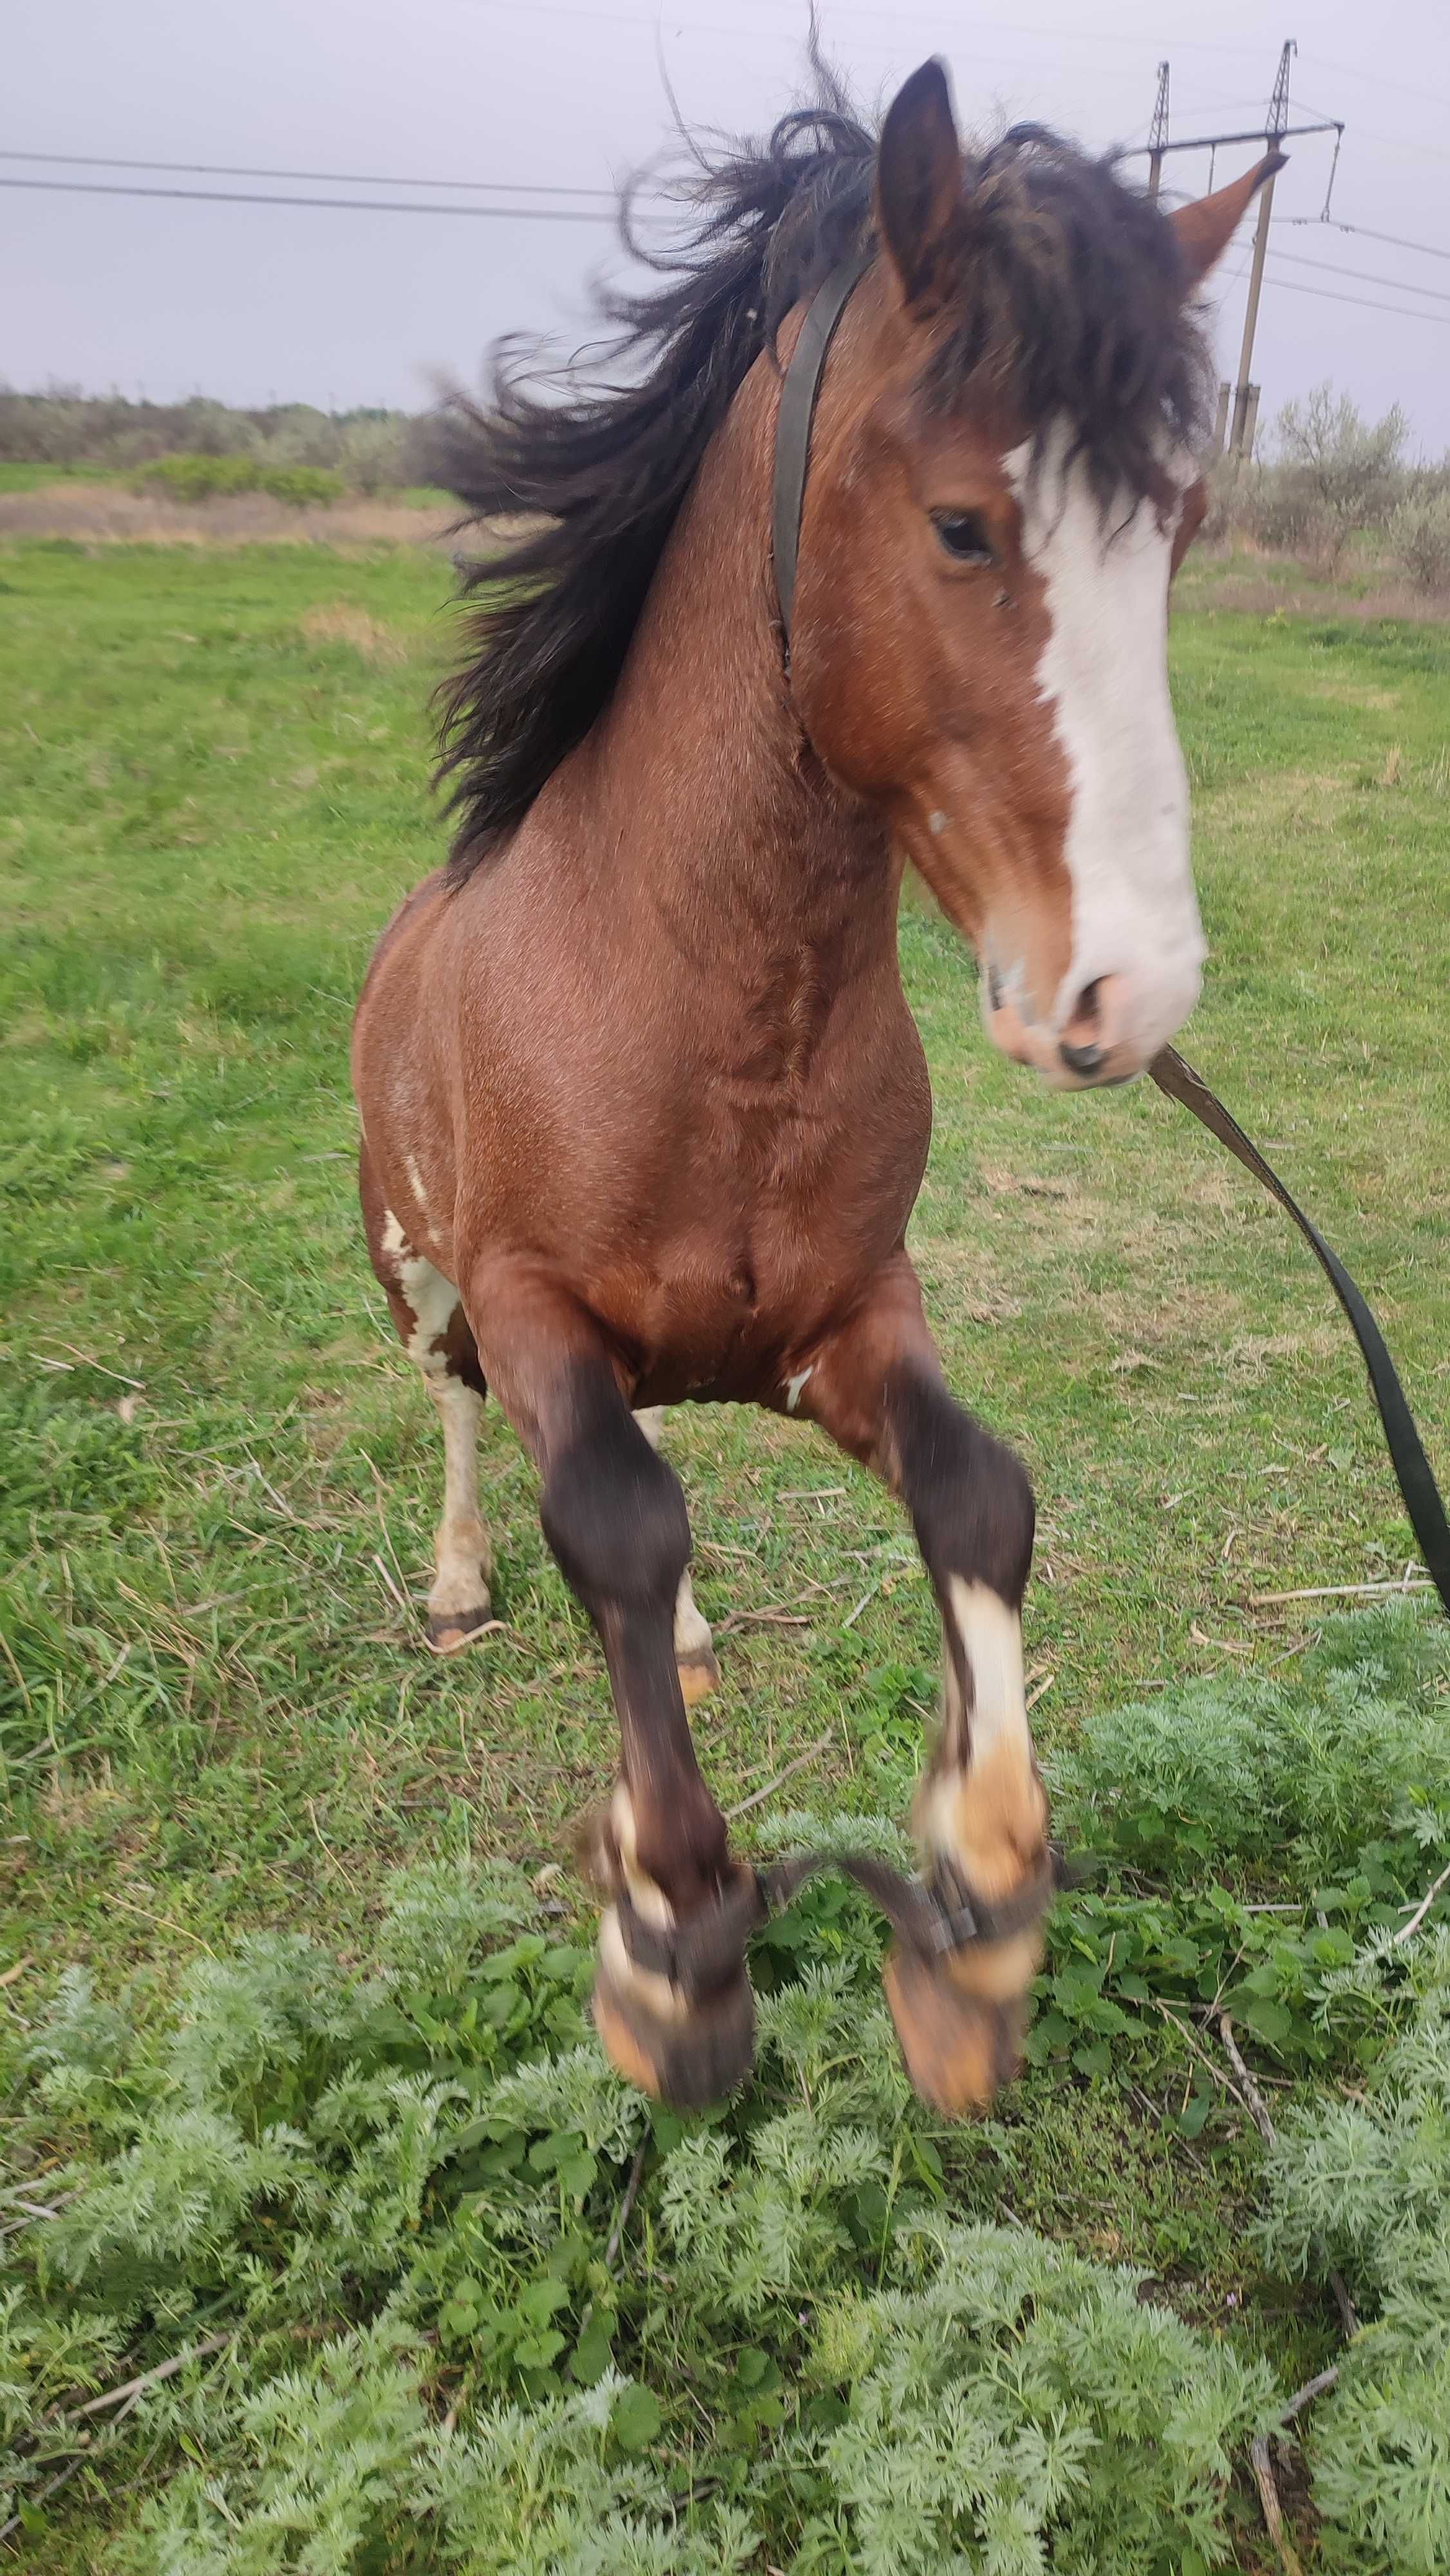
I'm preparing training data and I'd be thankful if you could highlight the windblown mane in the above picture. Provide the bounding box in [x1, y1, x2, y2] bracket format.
[431, 79, 1210, 878]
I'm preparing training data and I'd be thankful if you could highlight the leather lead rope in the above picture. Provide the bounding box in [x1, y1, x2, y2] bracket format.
[616, 1848, 1072, 2002]
[1151, 1046, 1450, 1619]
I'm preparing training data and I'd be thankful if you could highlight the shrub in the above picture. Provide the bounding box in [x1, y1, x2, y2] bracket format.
[137, 454, 344, 507]
[1258, 1929, 1450, 2575]
[335, 417, 411, 495]
[1216, 383, 1415, 571]
[1277, 381, 1408, 500]
[257, 463, 345, 506]
[0, 389, 415, 486]
[138, 453, 262, 501]
[1388, 490, 1450, 591]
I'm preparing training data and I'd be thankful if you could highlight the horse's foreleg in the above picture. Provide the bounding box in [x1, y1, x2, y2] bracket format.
[787, 1255, 1052, 2116]
[473, 1286, 753, 2108]
[634, 1407, 719, 1706]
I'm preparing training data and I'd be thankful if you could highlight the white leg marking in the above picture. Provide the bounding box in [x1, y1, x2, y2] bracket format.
[918, 1579, 1041, 1904]
[599, 1906, 692, 2022]
[672, 1573, 713, 1663]
[426, 1378, 491, 1621]
[610, 1783, 674, 1926]
[635, 1407, 715, 1674]
[598, 1791, 694, 2019]
[784, 1364, 813, 1413]
[382, 1208, 491, 1627]
[945, 1577, 1029, 1768]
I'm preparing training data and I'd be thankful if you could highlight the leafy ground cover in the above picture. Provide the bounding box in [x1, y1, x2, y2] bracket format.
[2, 535, 1449, 2565]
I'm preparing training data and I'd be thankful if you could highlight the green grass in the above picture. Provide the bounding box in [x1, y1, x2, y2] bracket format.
[2, 536, 1449, 2564]
[0, 464, 122, 494]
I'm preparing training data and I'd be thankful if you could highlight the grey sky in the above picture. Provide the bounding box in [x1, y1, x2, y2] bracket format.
[6, 0, 1449, 448]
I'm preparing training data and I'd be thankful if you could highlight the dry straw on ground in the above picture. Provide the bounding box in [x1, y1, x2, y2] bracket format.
[0, 484, 455, 548]
[297, 602, 409, 662]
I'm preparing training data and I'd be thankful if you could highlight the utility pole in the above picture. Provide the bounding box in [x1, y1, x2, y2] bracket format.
[1124, 42, 1344, 461]
[1146, 62, 1170, 204]
[1229, 41, 1294, 457]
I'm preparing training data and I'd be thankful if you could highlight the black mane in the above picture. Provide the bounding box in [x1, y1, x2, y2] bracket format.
[431, 79, 1209, 878]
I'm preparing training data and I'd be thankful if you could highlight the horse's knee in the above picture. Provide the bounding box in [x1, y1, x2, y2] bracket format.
[887, 1367, 1034, 1605]
[540, 1389, 690, 1623]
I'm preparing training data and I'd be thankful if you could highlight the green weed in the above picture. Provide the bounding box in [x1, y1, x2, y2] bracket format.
[5, 1861, 1276, 2570]
[1258, 1929, 1450, 2573]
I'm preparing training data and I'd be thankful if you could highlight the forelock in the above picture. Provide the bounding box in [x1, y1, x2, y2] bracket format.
[919, 127, 1213, 519]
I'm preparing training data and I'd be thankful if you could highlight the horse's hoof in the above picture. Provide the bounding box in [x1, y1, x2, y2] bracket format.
[592, 1961, 755, 2109]
[676, 1644, 719, 1707]
[426, 1602, 493, 1655]
[883, 1943, 1028, 2118]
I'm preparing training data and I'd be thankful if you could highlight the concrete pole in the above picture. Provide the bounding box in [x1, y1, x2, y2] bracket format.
[1230, 168, 1277, 455]
[1242, 384, 1262, 459]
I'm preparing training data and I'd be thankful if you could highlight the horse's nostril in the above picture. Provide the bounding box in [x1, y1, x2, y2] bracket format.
[1059, 1037, 1106, 1077]
[1058, 974, 1111, 1077]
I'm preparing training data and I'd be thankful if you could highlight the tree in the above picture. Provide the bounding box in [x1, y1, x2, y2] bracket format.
[1268, 383, 1409, 568]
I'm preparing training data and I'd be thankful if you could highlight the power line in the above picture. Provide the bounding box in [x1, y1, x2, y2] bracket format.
[1294, 50, 1450, 118]
[0, 175, 618, 222]
[0, 146, 621, 200]
[1269, 245, 1450, 303]
[1284, 216, 1450, 266]
[472, 0, 1330, 70]
[1317, 121, 1450, 168]
[1261, 269, 1450, 325]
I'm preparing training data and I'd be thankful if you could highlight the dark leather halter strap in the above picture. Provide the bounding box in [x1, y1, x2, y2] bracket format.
[617, 1848, 1069, 2001]
[1151, 1046, 1450, 1618]
[771, 246, 875, 659]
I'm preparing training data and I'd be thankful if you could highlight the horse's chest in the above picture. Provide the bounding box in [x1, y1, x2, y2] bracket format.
[617, 1192, 884, 1403]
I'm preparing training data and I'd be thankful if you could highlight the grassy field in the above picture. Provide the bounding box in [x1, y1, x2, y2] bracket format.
[3, 533, 1449, 2568]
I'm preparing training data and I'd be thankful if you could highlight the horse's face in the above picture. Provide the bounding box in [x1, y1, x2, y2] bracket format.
[791, 64, 1276, 1091]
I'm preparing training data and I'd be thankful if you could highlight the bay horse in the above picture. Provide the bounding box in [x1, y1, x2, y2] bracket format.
[352, 60, 1276, 2115]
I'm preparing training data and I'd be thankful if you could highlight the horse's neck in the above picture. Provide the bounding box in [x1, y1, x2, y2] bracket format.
[578, 359, 890, 940]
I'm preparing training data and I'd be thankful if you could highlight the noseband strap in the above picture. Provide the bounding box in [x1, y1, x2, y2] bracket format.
[771, 247, 874, 659]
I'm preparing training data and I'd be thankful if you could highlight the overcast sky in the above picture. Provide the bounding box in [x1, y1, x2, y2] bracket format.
[6, 1, 1449, 449]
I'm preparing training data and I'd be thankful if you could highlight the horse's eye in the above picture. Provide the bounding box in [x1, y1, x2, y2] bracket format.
[933, 509, 995, 566]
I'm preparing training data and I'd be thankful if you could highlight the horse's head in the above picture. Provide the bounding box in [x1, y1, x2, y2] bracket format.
[789, 62, 1278, 1088]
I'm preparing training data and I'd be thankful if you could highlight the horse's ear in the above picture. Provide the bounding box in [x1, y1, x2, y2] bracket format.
[876, 59, 964, 315]
[1171, 150, 1286, 287]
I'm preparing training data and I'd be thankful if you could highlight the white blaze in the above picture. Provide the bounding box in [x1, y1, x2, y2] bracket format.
[1007, 425, 1205, 1062]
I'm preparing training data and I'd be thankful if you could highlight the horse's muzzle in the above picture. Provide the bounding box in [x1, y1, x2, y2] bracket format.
[984, 958, 1203, 1090]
